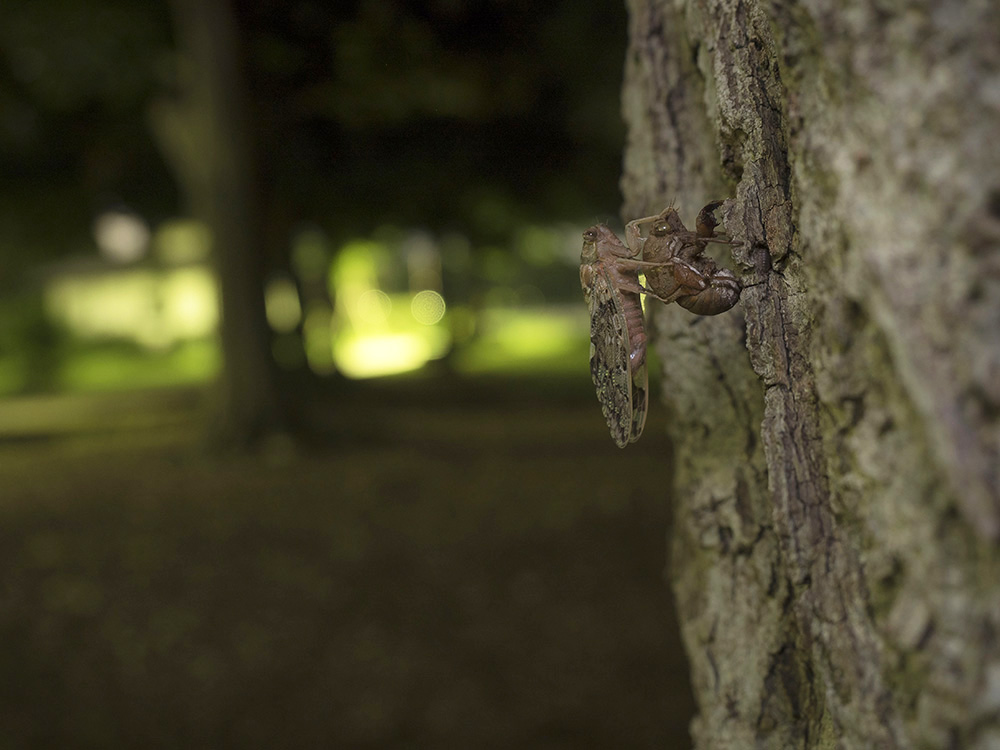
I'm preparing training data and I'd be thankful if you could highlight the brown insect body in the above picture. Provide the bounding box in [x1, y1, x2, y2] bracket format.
[580, 224, 650, 447]
[626, 202, 742, 316]
[581, 202, 742, 447]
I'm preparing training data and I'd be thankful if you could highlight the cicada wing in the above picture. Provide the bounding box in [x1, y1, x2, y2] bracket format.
[587, 268, 636, 448]
[628, 344, 648, 444]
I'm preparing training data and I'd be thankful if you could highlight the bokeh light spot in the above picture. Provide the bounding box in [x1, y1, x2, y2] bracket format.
[265, 277, 302, 333]
[93, 211, 150, 263]
[410, 290, 446, 325]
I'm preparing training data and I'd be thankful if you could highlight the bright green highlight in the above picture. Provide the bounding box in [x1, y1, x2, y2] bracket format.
[455, 306, 589, 375]
[10, 222, 591, 394]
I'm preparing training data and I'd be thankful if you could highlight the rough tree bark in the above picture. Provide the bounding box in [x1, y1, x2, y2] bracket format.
[153, 0, 284, 448]
[621, 1, 1000, 747]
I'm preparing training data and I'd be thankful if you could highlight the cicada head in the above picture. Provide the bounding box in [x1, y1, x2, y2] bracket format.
[581, 226, 600, 266]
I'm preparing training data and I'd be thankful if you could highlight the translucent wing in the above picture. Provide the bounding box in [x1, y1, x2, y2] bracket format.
[627, 314, 648, 444]
[587, 266, 648, 447]
[624, 286, 648, 445]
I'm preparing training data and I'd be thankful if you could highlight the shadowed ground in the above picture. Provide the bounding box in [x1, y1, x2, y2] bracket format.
[0, 376, 694, 748]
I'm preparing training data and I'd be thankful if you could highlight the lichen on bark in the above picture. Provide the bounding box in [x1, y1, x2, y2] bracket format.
[621, 0, 1000, 747]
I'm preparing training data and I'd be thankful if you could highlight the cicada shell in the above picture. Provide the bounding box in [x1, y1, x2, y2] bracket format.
[580, 224, 648, 448]
[629, 202, 742, 316]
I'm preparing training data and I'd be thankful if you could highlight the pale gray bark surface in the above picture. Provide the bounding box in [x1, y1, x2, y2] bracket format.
[620, 1, 1000, 747]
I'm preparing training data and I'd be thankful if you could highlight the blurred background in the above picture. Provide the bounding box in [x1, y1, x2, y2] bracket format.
[0, 0, 693, 746]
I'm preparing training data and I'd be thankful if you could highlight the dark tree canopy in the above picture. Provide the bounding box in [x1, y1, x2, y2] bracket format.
[0, 0, 629, 266]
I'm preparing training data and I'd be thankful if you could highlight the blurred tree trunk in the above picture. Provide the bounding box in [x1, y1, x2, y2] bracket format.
[152, 0, 283, 448]
[621, 1, 1000, 747]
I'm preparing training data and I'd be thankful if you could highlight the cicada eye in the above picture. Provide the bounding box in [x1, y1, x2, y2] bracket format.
[651, 221, 670, 236]
[583, 227, 599, 241]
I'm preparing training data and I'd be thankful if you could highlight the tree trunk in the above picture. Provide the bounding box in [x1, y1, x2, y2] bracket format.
[621, 1, 1000, 747]
[154, 0, 284, 448]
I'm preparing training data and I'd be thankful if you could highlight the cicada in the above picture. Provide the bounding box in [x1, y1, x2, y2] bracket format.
[580, 224, 653, 448]
[581, 202, 742, 447]
[625, 201, 741, 316]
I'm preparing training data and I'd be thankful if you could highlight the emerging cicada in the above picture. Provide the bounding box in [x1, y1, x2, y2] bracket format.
[581, 202, 742, 447]
[580, 224, 652, 448]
